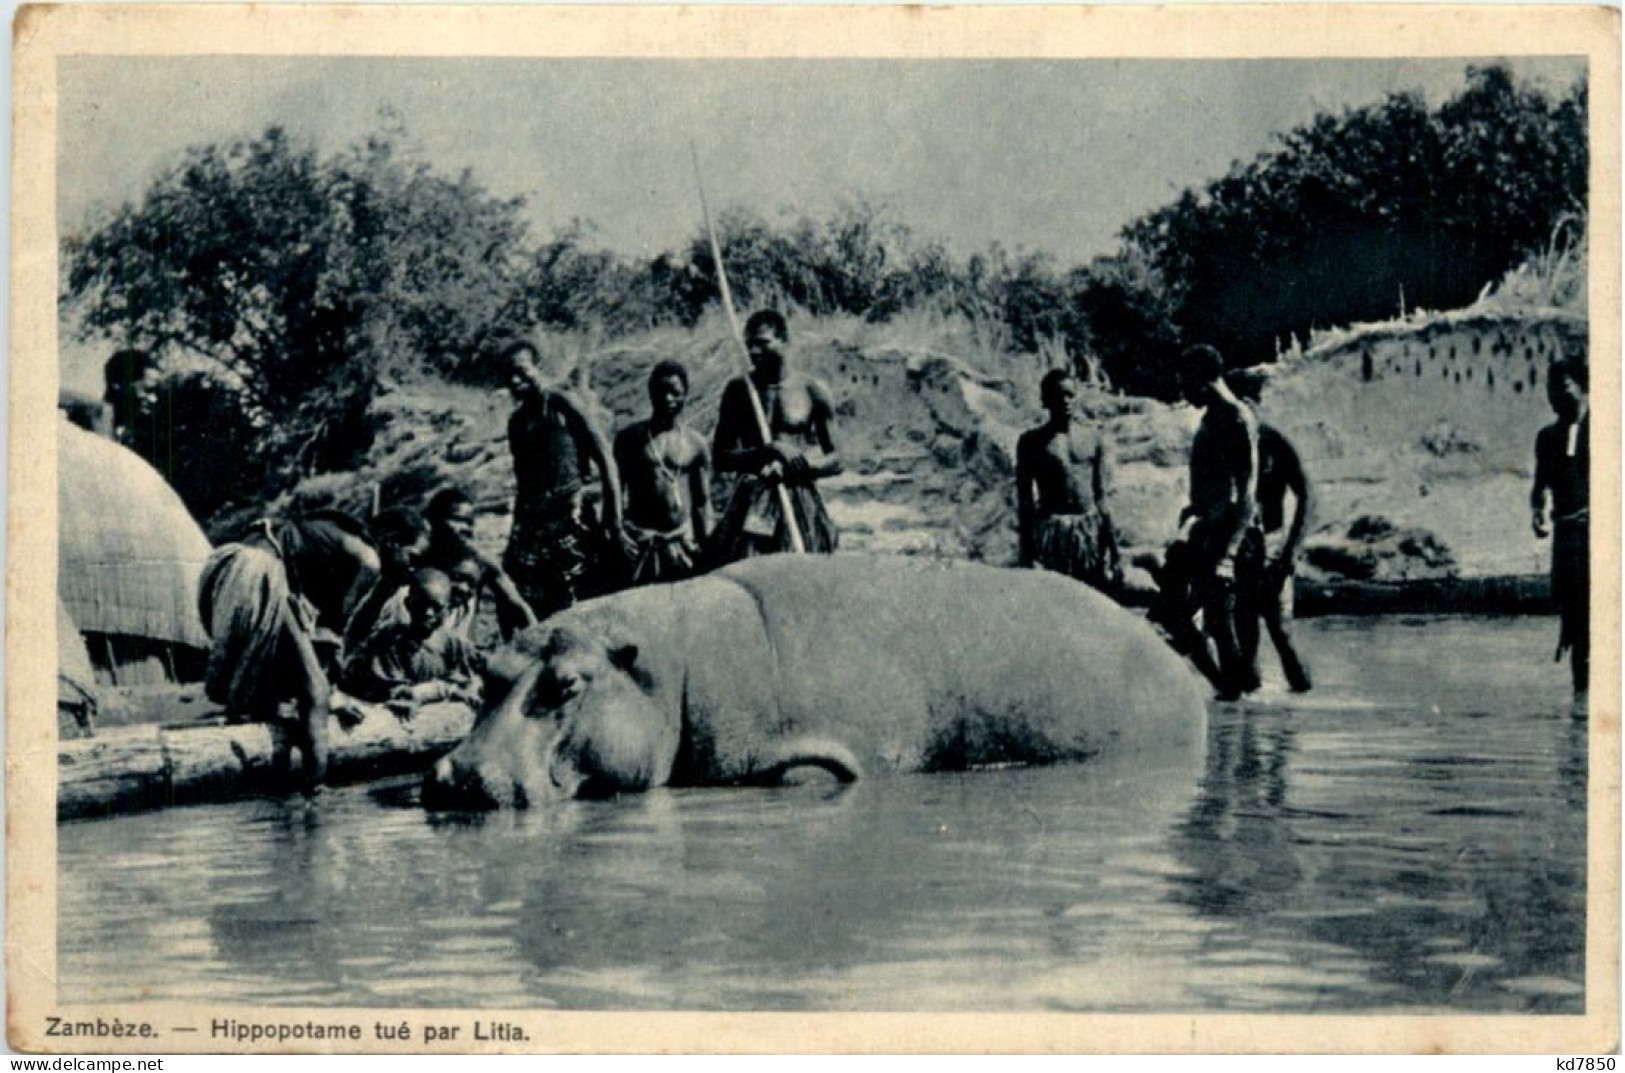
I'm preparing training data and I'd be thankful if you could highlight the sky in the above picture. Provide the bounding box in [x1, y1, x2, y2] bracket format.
[56, 55, 1585, 391]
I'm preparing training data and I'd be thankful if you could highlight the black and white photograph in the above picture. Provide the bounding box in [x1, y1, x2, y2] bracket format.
[9, 3, 1618, 1054]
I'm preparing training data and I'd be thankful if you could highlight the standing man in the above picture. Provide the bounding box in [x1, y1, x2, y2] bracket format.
[103, 348, 171, 479]
[501, 339, 623, 624]
[614, 360, 711, 585]
[1532, 355, 1589, 706]
[1016, 369, 1123, 596]
[1178, 344, 1262, 700]
[1240, 423, 1314, 693]
[710, 311, 842, 562]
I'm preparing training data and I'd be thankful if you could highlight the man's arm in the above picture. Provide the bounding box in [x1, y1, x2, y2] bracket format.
[611, 425, 643, 560]
[612, 425, 638, 499]
[1277, 444, 1313, 572]
[1532, 427, 1553, 538]
[780, 379, 844, 481]
[689, 435, 712, 547]
[1092, 432, 1115, 515]
[559, 391, 623, 530]
[337, 536, 386, 649]
[1016, 433, 1037, 568]
[1218, 409, 1258, 573]
[477, 549, 539, 633]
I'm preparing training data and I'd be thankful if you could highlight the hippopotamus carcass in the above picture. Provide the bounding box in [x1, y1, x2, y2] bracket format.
[424, 554, 1206, 808]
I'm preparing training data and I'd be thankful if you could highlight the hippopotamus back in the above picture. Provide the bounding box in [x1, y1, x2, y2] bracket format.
[427, 554, 1205, 808]
[685, 554, 1204, 775]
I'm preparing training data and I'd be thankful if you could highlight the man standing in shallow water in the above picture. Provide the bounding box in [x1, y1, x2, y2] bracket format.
[614, 360, 711, 585]
[1532, 354, 1589, 708]
[501, 339, 623, 622]
[1241, 423, 1314, 693]
[711, 310, 842, 562]
[1178, 344, 1263, 700]
[1016, 368, 1123, 596]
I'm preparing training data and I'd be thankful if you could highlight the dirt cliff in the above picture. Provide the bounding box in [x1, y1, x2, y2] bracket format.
[259, 301, 1583, 590]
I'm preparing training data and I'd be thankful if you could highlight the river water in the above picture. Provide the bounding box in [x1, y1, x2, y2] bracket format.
[58, 616, 1586, 1013]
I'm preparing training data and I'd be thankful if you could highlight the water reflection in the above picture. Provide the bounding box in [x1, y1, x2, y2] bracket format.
[1174, 708, 1301, 918]
[59, 617, 1585, 1012]
[1167, 617, 1585, 1012]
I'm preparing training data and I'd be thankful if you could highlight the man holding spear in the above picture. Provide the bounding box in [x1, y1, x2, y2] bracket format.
[710, 310, 844, 561]
[691, 144, 841, 562]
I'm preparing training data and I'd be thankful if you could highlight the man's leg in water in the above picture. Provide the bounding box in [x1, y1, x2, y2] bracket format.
[1235, 574, 1263, 693]
[1572, 589, 1589, 695]
[1262, 580, 1313, 693]
[1146, 543, 1227, 694]
[1204, 579, 1250, 700]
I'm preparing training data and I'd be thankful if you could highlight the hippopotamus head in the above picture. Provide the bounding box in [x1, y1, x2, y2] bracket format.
[423, 622, 676, 810]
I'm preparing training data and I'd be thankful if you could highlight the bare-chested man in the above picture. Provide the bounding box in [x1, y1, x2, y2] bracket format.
[711, 310, 842, 561]
[1532, 354, 1589, 705]
[1240, 424, 1314, 693]
[1016, 369, 1123, 595]
[1177, 344, 1262, 700]
[425, 487, 538, 638]
[502, 340, 623, 622]
[614, 360, 711, 585]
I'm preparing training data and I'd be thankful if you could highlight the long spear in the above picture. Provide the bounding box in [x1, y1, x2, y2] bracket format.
[690, 142, 806, 554]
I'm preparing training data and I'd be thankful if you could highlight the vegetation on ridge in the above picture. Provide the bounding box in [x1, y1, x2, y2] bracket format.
[61, 64, 1586, 531]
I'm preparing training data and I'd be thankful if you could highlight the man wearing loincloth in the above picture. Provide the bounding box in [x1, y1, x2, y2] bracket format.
[613, 360, 711, 585]
[711, 310, 843, 561]
[1240, 423, 1314, 693]
[1177, 344, 1263, 701]
[1016, 368, 1123, 596]
[502, 340, 623, 624]
[1532, 354, 1589, 705]
[197, 509, 428, 796]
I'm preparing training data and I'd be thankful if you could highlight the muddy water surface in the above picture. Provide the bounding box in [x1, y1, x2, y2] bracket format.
[58, 616, 1586, 1011]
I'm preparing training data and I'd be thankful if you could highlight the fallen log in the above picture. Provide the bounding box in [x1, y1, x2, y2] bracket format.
[1117, 572, 1553, 617]
[59, 701, 476, 821]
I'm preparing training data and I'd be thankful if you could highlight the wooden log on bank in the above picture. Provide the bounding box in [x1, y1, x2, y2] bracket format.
[59, 701, 476, 821]
[1293, 574, 1552, 617]
[1117, 572, 1552, 617]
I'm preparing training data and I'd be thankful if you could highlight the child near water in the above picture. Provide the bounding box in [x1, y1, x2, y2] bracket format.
[342, 567, 483, 717]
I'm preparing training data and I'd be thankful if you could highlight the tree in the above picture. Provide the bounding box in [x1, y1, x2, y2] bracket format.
[1119, 65, 1587, 365]
[63, 125, 538, 495]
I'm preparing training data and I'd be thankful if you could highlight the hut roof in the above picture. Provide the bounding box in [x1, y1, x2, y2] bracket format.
[57, 597, 97, 701]
[58, 417, 211, 648]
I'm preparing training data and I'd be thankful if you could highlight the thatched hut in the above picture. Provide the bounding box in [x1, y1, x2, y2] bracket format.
[58, 416, 212, 687]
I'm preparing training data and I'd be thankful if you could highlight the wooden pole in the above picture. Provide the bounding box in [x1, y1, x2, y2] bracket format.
[690, 143, 807, 554]
[58, 701, 478, 820]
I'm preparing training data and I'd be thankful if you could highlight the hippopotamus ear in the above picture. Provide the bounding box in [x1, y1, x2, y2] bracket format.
[478, 646, 535, 710]
[595, 622, 654, 692]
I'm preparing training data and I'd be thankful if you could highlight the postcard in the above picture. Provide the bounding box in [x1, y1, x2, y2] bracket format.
[9, 3, 1619, 1054]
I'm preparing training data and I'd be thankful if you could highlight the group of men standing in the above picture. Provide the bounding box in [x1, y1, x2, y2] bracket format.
[1013, 339, 1590, 709]
[1016, 345, 1314, 703]
[187, 308, 1590, 797]
[194, 309, 847, 796]
[498, 307, 843, 622]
